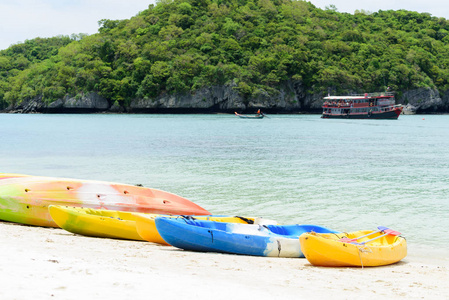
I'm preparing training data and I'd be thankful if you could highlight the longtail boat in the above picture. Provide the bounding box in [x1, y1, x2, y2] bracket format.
[235, 112, 264, 119]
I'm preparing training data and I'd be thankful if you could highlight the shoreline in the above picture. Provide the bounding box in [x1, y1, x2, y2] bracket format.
[2, 221, 448, 299]
[0, 110, 314, 115]
[2, 110, 449, 115]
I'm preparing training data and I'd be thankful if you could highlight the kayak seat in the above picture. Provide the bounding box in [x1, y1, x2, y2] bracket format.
[266, 224, 339, 236]
[182, 218, 228, 231]
[266, 225, 291, 236]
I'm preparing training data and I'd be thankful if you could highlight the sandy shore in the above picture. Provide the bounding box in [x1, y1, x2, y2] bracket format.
[1, 221, 448, 300]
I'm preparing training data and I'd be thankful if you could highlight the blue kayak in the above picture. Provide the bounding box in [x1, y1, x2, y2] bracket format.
[155, 217, 339, 257]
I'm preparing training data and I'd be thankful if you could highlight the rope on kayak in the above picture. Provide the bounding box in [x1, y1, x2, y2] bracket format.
[208, 230, 214, 243]
[358, 247, 364, 269]
[277, 240, 282, 257]
[180, 215, 197, 221]
[357, 245, 372, 269]
[312, 231, 344, 240]
[331, 232, 344, 239]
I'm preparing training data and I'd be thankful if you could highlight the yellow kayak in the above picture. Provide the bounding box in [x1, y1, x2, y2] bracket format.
[49, 205, 276, 243]
[49, 205, 145, 240]
[300, 227, 407, 267]
[134, 213, 277, 245]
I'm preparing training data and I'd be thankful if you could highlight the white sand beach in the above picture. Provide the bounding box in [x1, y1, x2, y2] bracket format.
[1, 221, 448, 300]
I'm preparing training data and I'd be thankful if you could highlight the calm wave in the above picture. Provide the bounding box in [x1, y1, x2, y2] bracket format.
[1, 113, 448, 252]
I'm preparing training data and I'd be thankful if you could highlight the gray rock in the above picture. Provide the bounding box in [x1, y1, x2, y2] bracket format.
[398, 88, 445, 113]
[440, 90, 449, 112]
[401, 104, 417, 115]
[130, 83, 246, 112]
[130, 80, 307, 113]
[11, 96, 45, 113]
[48, 98, 64, 109]
[109, 101, 124, 113]
[7, 92, 111, 113]
[62, 93, 109, 110]
[303, 93, 325, 111]
[5, 84, 449, 114]
[247, 81, 302, 111]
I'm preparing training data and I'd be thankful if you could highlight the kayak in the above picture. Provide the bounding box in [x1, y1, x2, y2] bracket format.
[48, 205, 277, 242]
[0, 174, 211, 227]
[155, 217, 338, 257]
[134, 214, 277, 245]
[0, 173, 30, 180]
[48, 205, 146, 240]
[299, 227, 407, 267]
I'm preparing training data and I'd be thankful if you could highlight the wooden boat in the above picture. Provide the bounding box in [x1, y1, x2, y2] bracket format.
[156, 217, 338, 257]
[48, 205, 146, 240]
[235, 112, 264, 119]
[0, 174, 211, 227]
[321, 92, 403, 119]
[300, 226, 407, 267]
[134, 213, 277, 245]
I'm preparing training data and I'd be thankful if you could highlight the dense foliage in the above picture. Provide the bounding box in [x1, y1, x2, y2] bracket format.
[2, 0, 449, 109]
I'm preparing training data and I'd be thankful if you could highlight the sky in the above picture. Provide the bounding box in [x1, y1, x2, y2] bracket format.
[311, 0, 449, 18]
[0, 0, 155, 50]
[1, 0, 449, 51]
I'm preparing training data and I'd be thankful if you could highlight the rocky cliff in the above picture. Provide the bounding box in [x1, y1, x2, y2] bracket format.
[129, 80, 306, 113]
[397, 88, 449, 113]
[6, 93, 109, 113]
[4, 84, 449, 114]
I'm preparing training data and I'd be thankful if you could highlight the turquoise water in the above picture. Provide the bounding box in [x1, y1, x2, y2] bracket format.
[1, 113, 448, 252]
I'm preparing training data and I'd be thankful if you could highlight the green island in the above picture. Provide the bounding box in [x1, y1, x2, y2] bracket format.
[1, 0, 449, 113]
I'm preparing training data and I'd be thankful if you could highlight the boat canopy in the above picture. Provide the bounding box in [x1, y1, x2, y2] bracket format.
[324, 92, 394, 100]
[324, 96, 367, 100]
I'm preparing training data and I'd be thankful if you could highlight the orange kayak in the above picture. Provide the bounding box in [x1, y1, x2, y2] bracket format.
[0, 174, 210, 227]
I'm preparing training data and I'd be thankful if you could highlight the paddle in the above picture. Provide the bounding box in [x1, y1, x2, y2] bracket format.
[359, 228, 401, 245]
[339, 226, 388, 243]
[340, 226, 400, 245]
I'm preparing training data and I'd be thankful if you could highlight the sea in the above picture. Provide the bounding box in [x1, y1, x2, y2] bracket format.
[1, 113, 448, 258]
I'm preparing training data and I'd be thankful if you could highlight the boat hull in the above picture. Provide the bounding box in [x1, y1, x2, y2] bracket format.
[0, 174, 211, 227]
[134, 214, 274, 245]
[234, 112, 264, 119]
[300, 230, 407, 267]
[49, 205, 145, 240]
[322, 108, 402, 119]
[156, 218, 338, 257]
